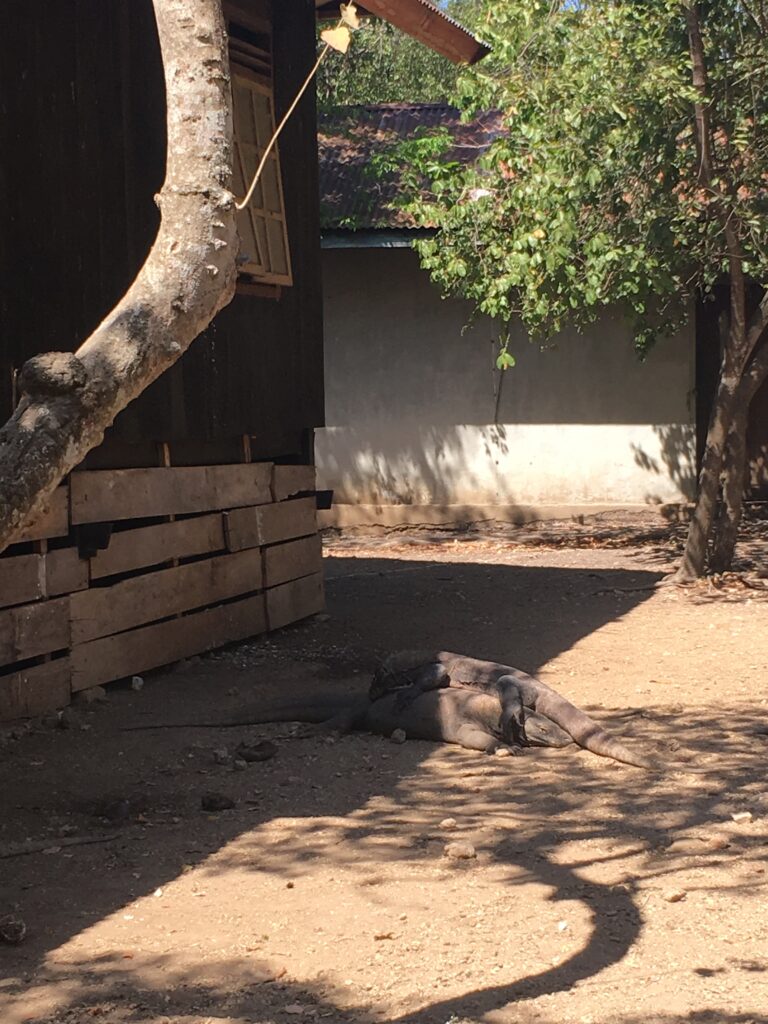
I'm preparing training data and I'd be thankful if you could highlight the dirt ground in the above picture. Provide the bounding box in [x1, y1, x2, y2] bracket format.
[1, 512, 767, 1024]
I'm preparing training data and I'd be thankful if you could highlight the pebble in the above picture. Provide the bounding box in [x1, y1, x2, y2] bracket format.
[201, 792, 236, 812]
[731, 811, 753, 823]
[0, 915, 27, 945]
[130, 676, 144, 691]
[213, 748, 231, 765]
[444, 842, 477, 861]
[705, 835, 730, 850]
[56, 708, 77, 730]
[439, 817, 458, 830]
[94, 797, 131, 823]
[494, 747, 512, 758]
[232, 758, 248, 771]
[235, 740, 277, 763]
[662, 889, 687, 903]
[390, 729, 407, 744]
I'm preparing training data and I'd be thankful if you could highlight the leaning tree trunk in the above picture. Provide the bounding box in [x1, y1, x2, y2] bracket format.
[674, 368, 740, 581]
[710, 333, 768, 572]
[674, 2, 750, 581]
[710, 406, 749, 574]
[0, 0, 237, 554]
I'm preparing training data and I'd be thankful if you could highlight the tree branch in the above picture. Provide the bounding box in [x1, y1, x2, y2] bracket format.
[684, 2, 747, 366]
[745, 288, 768, 354]
[0, 0, 238, 553]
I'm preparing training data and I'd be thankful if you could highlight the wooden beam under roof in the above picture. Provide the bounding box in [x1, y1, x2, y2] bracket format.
[315, 0, 490, 65]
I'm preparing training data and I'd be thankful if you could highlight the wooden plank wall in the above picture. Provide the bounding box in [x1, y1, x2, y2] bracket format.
[0, 0, 323, 447]
[0, 463, 324, 721]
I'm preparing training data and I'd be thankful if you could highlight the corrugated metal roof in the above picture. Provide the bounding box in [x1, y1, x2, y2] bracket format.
[318, 102, 502, 230]
[315, 0, 490, 65]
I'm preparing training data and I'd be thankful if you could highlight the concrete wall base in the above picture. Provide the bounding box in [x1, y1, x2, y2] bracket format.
[319, 501, 693, 532]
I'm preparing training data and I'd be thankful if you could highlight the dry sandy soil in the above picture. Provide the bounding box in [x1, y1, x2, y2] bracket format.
[1, 512, 767, 1024]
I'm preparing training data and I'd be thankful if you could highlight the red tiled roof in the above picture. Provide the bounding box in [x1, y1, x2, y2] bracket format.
[318, 103, 503, 230]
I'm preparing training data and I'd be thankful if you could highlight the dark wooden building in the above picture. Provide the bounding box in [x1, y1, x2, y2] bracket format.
[0, 0, 487, 721]
[0, 0, 327, 720]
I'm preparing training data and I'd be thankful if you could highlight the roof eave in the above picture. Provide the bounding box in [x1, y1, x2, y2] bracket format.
[314, 0, 490, 65]
[321, 227, 436, 248]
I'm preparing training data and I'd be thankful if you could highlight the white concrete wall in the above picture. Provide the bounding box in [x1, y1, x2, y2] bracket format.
[316, 247, 696, 511]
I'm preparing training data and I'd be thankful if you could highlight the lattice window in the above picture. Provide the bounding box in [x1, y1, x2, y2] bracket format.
[229, 21, 292, 287]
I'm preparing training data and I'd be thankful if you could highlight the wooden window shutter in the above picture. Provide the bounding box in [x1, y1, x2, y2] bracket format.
[228, 14, 292, 287]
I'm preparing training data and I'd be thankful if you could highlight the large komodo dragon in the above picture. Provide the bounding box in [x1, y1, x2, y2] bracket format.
[369, 649, 655, 769]
[126, 658, 655, 769]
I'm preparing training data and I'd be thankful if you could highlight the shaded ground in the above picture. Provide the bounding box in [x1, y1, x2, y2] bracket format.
[1, 514, 767, 1024]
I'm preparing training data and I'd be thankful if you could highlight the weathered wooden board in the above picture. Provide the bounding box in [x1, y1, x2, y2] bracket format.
[265, 571, 324, 631]
[257, 497, 317, 545]
[0, 658, 70, 721]
[70, 464, 273, 524]
[0, 555, 42, 609]
[271, 464, 315, 502]
[90, 513, 226, 580]
[16, 488, 70, 543]
[0, 598, 70, 668]
[71, 595, 267, 691]
[224, 496, 317, 551]
[46, 548, 89, 597]
[264, 534, 322, 589]
[71, 548, 263, 644]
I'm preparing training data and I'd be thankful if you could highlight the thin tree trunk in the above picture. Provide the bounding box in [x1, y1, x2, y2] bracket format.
[0, 0, 237, 553]
[674, 369, 740, 580]
[674, 2, 749, 580]
[711, 407, 749, 573]
[711, 332, 768, 571]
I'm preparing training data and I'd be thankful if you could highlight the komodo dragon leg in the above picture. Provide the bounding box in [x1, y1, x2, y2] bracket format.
[495, 675, 530, 746]
[370, 659, 451, 707]
[454, 724, 519, 754]
[371, 652, 531, 746]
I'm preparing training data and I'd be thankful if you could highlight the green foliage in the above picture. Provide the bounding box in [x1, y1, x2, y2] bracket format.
[397, 1, 768, 351]
[496, 334, 516, 370]
[316, 19, 458, 110]
[316, 2, 487, 109]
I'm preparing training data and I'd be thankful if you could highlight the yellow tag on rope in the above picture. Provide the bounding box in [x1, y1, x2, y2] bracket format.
[320, 24, 352, 53]
[340, 3, 361, 29]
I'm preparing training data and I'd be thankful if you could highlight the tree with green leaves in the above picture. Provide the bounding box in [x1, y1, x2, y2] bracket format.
[316, 18, 458, 109]
[398, 1, 768, 580]
[316, 2, 485, 110]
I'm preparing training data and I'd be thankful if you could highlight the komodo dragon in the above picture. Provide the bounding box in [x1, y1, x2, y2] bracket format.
[125, 688, 579, 754]
[369, 649, 655, 769]
[124, 686, 653, 768]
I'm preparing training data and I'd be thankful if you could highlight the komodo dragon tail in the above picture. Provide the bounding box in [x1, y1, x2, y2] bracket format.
[533, 689, 657, 770]
[122, 696, 356, 730]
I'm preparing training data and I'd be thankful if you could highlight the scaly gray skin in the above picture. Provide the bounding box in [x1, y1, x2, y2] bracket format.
[123, 687, 574, 755]
[369, 649, 656, 770]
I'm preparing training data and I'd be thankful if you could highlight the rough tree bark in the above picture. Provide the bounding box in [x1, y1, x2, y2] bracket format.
[674, 2, 750, 581]
[0, 0, 238, 554]
[711, 333, 768, 572]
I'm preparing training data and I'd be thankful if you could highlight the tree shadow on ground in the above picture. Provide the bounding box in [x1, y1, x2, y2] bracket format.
[1, 557, 765, 1022]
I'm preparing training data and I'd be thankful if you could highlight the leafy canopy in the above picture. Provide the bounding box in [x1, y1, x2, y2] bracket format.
[316, 1, 485, 110]
[316, 19, 458, 110]
[398, 1, 768, 352]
